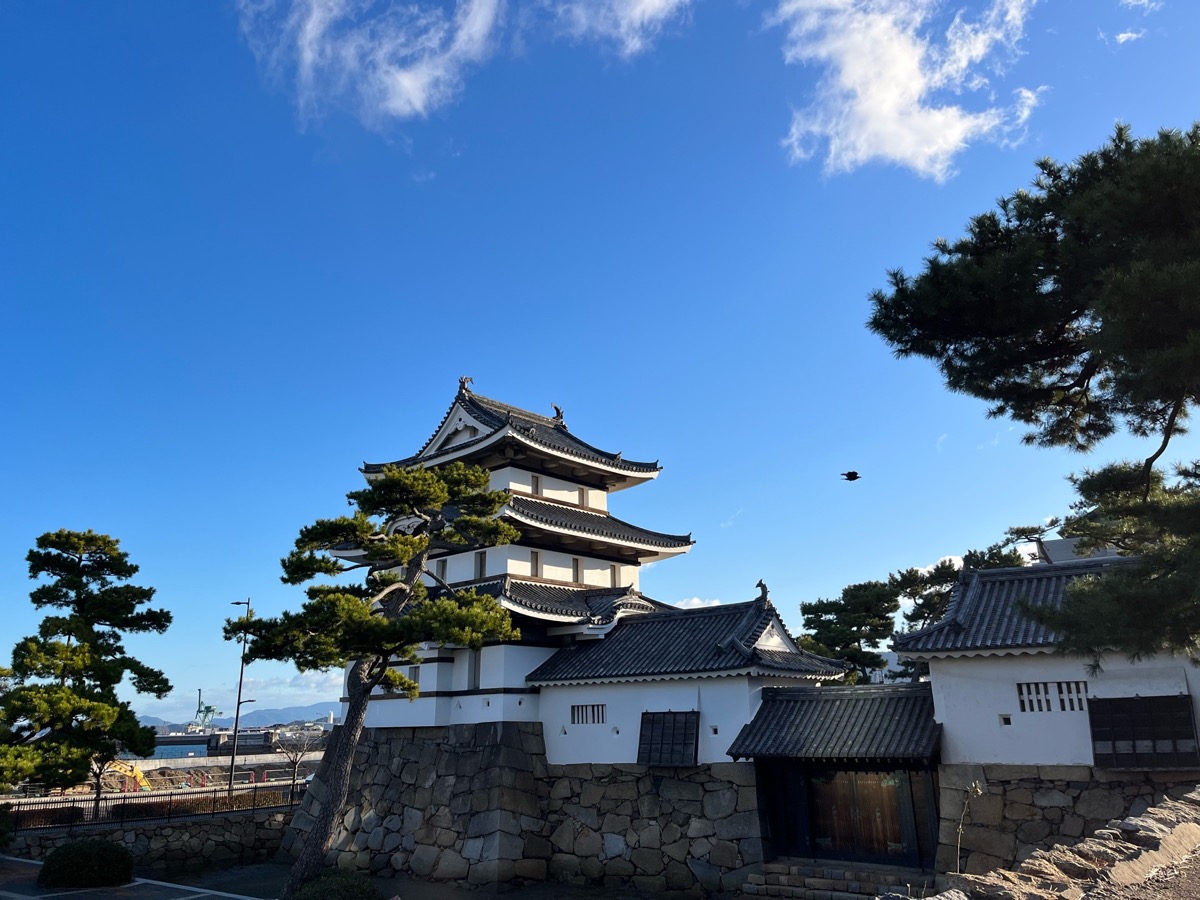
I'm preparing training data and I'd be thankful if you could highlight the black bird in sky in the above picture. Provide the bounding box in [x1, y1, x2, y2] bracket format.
[841, 471, 861, 481]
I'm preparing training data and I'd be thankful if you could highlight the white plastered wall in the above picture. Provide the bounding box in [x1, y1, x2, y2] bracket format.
[491, 466, 608, 511]
[538, 676, 764, 765]
[929, 652, 1200, 765]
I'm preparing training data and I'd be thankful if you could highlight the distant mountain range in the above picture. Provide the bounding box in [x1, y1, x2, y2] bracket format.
[138, 702, 341, 731]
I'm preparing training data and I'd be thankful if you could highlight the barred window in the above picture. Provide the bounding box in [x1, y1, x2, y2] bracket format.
[570, 704, 606, 725]
[1090, 695, 1200, 769]
[1017, 681, 1088, 712]
[637, 711, 700, 767]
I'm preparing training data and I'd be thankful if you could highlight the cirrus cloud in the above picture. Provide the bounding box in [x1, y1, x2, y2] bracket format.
[770, 0, 1043, 181]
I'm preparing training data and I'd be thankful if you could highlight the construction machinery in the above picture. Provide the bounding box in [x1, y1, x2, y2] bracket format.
[107, 759, 151, 791]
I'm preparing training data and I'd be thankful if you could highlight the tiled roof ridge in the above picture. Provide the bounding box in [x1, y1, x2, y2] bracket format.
[508, 495, 694, 547]
[763, 682, 931, 698]
[466, 391, 559, 429]
[616, 597, 762, 624]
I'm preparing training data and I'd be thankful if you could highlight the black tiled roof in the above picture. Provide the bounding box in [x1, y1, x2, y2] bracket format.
[448, 576, 672, 624]
[505, 496, 693, 550]
[892, 557, 1139, 656]
[726, 683, 941, 764]
[364, 389, 660, 475]
[526, 599, 846, 684]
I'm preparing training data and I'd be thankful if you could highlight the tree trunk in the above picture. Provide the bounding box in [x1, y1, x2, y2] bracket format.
[279, 659, 376, 900]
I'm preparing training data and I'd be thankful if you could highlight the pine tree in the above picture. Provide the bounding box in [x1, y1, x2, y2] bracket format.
[226, 462, 519, 899]
[1, 530, 172, 794]
[801, 581, 899, 679]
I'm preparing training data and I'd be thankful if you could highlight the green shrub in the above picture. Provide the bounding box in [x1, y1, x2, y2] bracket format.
[292, 869, 386, 900]
[38, 838, 134, 888]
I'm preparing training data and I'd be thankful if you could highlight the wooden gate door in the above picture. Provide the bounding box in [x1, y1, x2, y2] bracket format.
[805, 770, 916, 865]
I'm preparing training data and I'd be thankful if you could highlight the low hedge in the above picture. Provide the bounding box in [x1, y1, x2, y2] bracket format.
[38, 837, 133, 888]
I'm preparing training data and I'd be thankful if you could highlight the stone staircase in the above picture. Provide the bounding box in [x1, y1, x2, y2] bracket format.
[741, 858, 940, 900]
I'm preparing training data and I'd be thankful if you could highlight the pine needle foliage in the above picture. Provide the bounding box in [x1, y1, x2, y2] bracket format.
[227, 462, 519, 899]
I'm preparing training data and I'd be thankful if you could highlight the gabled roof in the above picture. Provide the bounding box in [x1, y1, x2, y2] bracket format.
[363, 386, 660, 480]
[526, 598, 846, 684]
[892, 557, 1139, 657]
[447, 576, 674, 625]
[505, 496, 693, 558]
[726, 683, 941, 764]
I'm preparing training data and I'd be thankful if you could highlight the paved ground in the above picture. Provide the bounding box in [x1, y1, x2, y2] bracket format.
[1, 858, 695, 900]
[0, 855, 266, 899]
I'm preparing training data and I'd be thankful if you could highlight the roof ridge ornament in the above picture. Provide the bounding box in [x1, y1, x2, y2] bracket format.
[458, 376, 474, 395]
[551, 404, 568, 431]
[756, 579, 769, 602]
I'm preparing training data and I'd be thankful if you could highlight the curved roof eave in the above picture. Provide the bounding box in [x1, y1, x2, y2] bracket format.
[502, 503, 694, 555]
[364, 425, 662, 481]
[528, 667, 830, 688]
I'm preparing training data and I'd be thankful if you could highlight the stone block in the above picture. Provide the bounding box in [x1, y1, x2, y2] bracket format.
[1033, 789, 1073, 808]
[637, 795, 662, 818]
[483, 830, 526, 861]
[525, 834, 552, 859]
[1004, 802, 1038, 820]
[602, 832, 627, 860]
[983, 765, 1040, 782]
[663, 838, 689, 862]
[1038, 765, 1094, 782]
[550, 853, 581, 878]
[550, 821, 574, 854]
[601, 813, 631, 834]
[1016, 819, 1052, 843]
[741, 837, 764, 864]
[958, 825, 1016, 860]
[688, 857, 723, 891]
[966, 793, 1004, 827]
[963, 851, 1005, 875]
[550, 778, 574, 800]
[515, 858, 548, 881]
[606, 857, 635, 876]
[409, 844, 440, 876]
[468, 858, 516, 884]
[709, 762, 757, 786]
[689, 837, 713, 859]
[632, 847, 666, 874]
[466, 809, 522, 838]
[433, 849, 469, 879]
[640, 824, 662, 849]
[715, 810, 761, 840]
[659, 779, 704, 802]
[581, 856, 604, 879]
[940, 764, 987, 792]
[687, 818, 715, 838]
[1075, 788, 1128, 821]
[703, 788, 739, 820]
[561, 803, 600, 830]
[607, 780, 639, 801]
[574, 827, 602, 858]
[708, 839, 738, 868]
[580, 782, 605, 807]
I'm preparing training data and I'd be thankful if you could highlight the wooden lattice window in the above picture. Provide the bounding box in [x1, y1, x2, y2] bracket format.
[570, 704, 606, 725]
[1017, 681, 1088, 712]
[637, 711, 699, 766]
[1089, 695, 1200, 769]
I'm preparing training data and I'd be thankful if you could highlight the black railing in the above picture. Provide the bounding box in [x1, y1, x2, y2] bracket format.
[3, 781, 308, 834]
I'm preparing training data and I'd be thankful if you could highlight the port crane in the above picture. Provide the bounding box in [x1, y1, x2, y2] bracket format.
[191, 689, 222, 731]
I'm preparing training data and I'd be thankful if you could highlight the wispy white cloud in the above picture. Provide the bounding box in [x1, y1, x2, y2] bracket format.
[675, 597, 723, 609]
[548, 0, 693, 57]
[238, 0, 503, 126]
[238, 0, 692, 126]
[1119, 0, 1163, 12]
[720, 507, 744, 529]
[935, 433, 948, 452]
[1115, 29, 1146, 43]
[770, 0, 1043, 181]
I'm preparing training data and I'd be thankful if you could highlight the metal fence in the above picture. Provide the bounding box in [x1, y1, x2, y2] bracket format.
[2, 781, 308, 835]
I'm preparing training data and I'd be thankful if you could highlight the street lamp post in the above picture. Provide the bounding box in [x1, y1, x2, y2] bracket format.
[228, 598, 253, 792]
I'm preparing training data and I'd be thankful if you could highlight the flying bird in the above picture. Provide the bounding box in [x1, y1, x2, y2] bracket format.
[841, 471, 861, 481]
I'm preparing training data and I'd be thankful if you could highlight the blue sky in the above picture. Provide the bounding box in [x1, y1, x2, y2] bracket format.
[3, 0, 1198, 723]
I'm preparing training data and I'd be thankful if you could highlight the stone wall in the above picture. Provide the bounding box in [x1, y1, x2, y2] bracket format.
[939, 762, 1200, 874]
[285, 722, 762, 891]
[8, 809, 289, 872]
